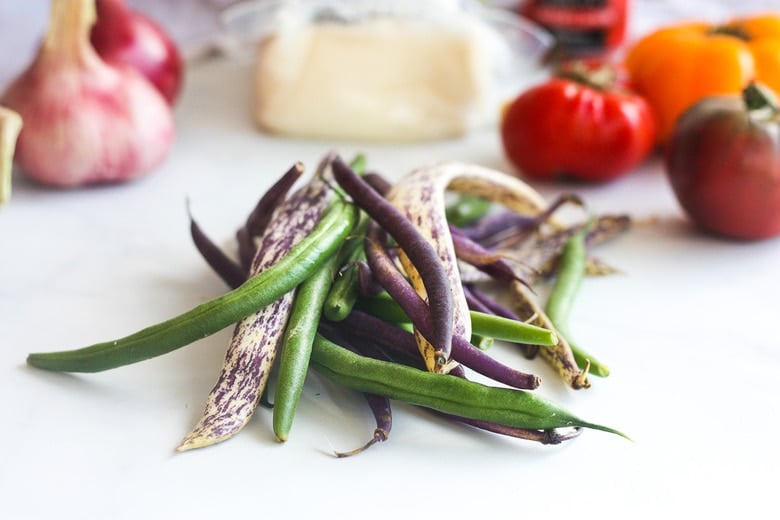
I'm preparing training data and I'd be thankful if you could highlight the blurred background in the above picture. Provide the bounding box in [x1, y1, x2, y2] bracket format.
[2, 0, 778, 93]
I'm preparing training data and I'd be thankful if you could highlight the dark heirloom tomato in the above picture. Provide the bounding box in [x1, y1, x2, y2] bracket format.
[665, 83, 780, 241]
[500, 63, 656, 183]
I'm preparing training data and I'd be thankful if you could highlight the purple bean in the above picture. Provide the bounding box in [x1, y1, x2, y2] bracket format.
[464, 284, 539, 359]
[337, 306, 540, 390]
[362, 172, 393, 195]
[187, 201, 247, 289]
[235, 226, 255, 275]
[428, 409, 583, 445]
[353, 260, 383, 297]
[364, 224, 435, 332]
[332, 157, 454, 368]
[315, 325, 393, 457]
[318, 319, 423, 369]
[465, 284, 521, 320]
[449, 225, 526, 284]
[459, 211, 535, 244]
[319, 317, 426, 371]
[508, 214, 631, 280]
[334, 393, 392, 458]
[462, 284, 498, 314]
[234, 161, 306, 271]
[458, 194, 579, 248]
[245, 162, 305, 236]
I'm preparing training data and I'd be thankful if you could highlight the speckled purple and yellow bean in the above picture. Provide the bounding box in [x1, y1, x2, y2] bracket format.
[177, 161, 335, 451]
[384, 161, 551, 370]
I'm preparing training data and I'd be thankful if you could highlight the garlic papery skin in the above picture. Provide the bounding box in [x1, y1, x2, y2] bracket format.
[0, 0, 174, 188]
[0, 107, 23, 205]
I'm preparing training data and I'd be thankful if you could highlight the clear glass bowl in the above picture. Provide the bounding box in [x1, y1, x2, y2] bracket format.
[219, 0, 554, 139]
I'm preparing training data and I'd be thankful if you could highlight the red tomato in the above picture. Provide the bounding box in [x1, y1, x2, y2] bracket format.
[665, 83, 780, 241]
[500, 64, 656, 182]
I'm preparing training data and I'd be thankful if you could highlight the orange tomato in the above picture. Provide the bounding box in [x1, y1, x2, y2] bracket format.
[625, 13, 780, 145]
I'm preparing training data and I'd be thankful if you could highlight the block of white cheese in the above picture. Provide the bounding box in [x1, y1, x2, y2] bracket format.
[252, 17, 496, 142]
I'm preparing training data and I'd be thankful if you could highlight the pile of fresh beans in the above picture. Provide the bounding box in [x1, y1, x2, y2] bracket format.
[27, 153, 631, 454]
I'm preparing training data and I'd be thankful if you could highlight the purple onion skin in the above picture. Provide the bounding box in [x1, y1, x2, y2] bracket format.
[91, 0, 184, 105]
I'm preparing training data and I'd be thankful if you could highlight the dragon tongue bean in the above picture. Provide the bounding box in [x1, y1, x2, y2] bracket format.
[178, 159, 340, 451]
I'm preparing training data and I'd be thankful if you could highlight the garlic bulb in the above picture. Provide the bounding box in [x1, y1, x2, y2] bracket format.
[0, 0, 174, 188]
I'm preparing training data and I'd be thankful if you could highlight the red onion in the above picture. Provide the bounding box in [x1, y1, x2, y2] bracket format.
[0, 0, 174, 188]
[91, 0, 183, 105]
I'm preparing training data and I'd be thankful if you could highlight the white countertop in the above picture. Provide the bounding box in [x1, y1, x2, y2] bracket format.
[2, 3, 780, 519]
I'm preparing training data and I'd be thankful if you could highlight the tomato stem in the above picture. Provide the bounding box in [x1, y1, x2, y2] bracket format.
[708, 24, 751, 41]
[743, 82, 780, 115]
[555, 61, 615, 91]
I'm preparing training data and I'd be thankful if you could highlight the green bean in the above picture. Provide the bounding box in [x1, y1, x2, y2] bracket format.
[317, 152, 369, 324]
[310, 334, 628, 438]
[273, 251, 341, 442]
[569, 343, 609, 377]
[26, 201, 359, 373]
[322, 249, 364, 321]
[355, 294, 558, 347]
[354, 293, 410, 323]
[545, 225, 610, 378]
[445, 194, 493, 228]
[469, 311, 559, 347]
[470, 333, 494, 351]
[348, 153, 367, 174]
[322, 213, 370, 322]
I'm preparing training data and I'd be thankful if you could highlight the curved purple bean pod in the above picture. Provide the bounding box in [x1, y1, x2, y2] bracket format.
[235, 226, 255, 278]
[187, 200, 247, 290]
[468, 194, 583, 249]
[362, 171, 393, 195]
[315, 324, 393, 457]
[462, 284, 498, 315]
[332, 157, 454, 371]
[347, 259, 383, 298]
[341, 276, 540, 389]
[234, 161, 306, 270]
[334, 393, 392, 458]
[428, 409, 583, 445]
[245, 162, 305, 235]
[377, 162, 560, 374]
[449, 225, 530, 284]
[463, 284, 539, 359]
[501, 214, 632, 281]
[318, 319, 423, 369]
[459, 211, 534, 244]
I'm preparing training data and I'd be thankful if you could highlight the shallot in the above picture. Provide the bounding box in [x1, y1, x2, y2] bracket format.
[91, 0, 184, 105]
[0, 0, 174, 188]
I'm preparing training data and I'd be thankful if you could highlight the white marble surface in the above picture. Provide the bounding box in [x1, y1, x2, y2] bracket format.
[2, 2, 780, 519]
